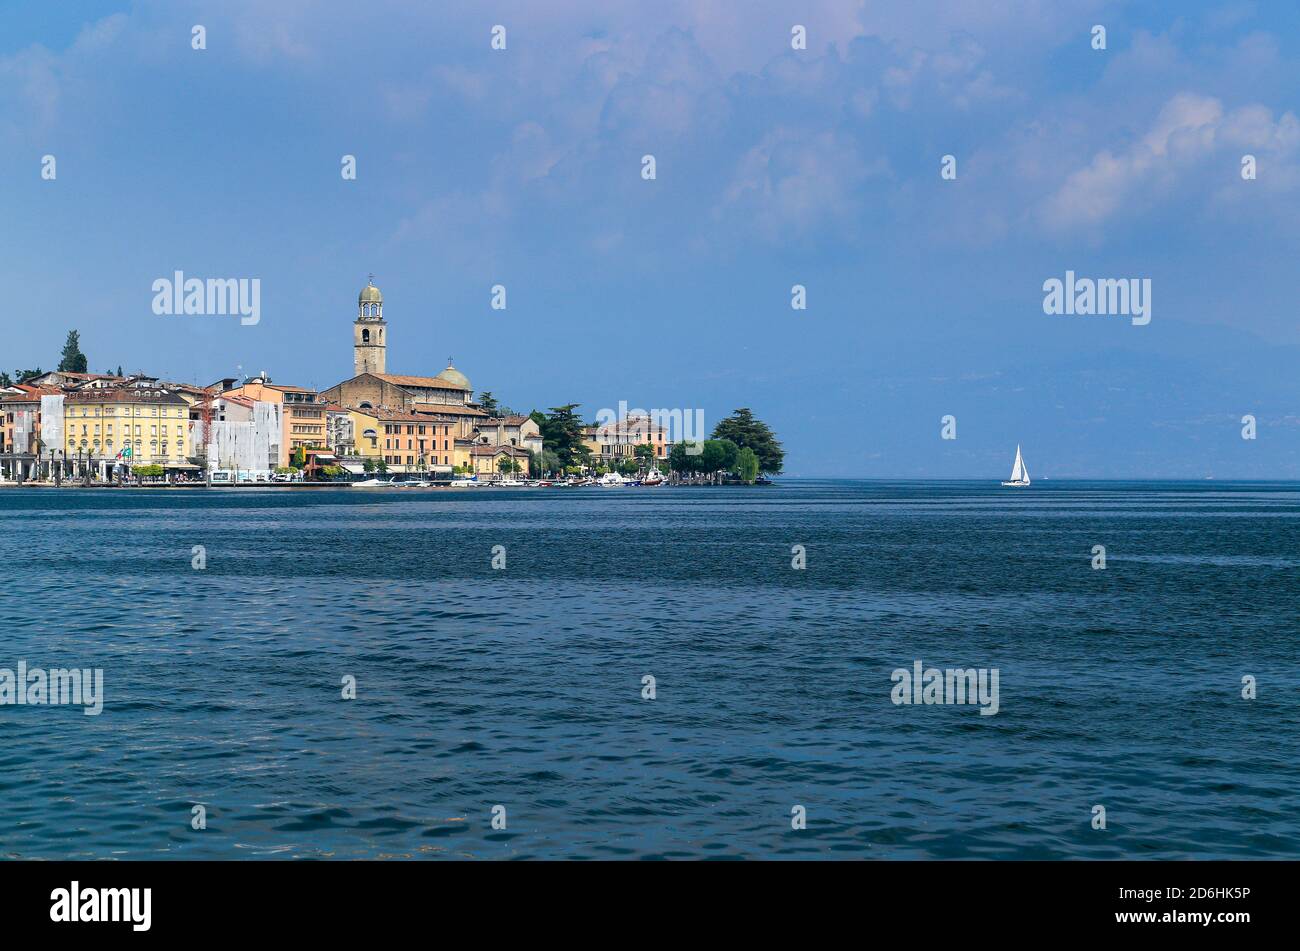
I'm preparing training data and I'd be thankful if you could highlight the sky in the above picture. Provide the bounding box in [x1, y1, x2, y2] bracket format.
[2, 0, 1298, 478]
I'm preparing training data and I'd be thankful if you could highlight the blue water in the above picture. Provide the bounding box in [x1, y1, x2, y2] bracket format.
[1, 480, 1297, 859]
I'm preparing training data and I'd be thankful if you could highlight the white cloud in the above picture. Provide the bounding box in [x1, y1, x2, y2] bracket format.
[1040, 93, 1300, 232]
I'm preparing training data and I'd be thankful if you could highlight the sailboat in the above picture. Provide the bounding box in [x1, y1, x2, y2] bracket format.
[1001, 445, 1031, 487]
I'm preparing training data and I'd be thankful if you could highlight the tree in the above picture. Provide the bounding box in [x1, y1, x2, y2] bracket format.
[536, 404, 588, 468]
[14, 368, 44, 384]
[497, 456, 521, 475]
[376, 458, 389, 474]
[734, 447, 760, 483]
[634, 443, 656, 466]
[363, 457, 376, 473]
[618, 458, 639, 476]
[0, 372, 11, 388]
[58, 331, 89, 373]
[669, 441, 699, 475]
[698, 439, 737, 481]
[716, 439, 739, 472]
[479, 391, 500, 416]
[574, 442, 593, 470]
[712, 408, 784, 474]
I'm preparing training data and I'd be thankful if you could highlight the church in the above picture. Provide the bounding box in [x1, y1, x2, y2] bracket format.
[321, 277, 539, 475]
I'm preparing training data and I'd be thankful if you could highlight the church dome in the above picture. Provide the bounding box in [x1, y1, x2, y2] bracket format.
[436, 361, 470, 390]
[358, 278, 383, 304]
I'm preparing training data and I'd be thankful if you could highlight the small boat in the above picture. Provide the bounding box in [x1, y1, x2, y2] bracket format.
[1001, 445, 1031, 487]
[641, 469, 665, 486]
[351, 478, 395, 487]
[597, 472, 629, 486]
[497, 479, 527, 487]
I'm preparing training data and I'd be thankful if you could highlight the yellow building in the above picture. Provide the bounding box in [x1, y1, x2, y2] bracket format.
[337, 406, 462, 474]
[342, 407, 384, 460]
[62, 387, 195, 473]
[468, 443, 530, 478]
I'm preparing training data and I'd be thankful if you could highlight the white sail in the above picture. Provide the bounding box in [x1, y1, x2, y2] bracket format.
[1004, 445, 1030, 486]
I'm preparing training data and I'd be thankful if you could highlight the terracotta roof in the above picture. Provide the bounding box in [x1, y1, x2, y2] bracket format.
[361, 407, 460, 423]
[412, 402, 486, 416]
[0, 385, 64, 403]
[375, 373, 467, 391]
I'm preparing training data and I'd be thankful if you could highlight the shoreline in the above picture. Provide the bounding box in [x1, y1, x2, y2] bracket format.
[0, 481, 768, 490]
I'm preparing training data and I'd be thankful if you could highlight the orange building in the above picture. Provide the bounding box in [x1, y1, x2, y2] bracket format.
[368, 408, 460, 471]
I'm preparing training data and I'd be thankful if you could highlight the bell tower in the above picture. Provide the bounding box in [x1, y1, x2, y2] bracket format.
[354, 275, 387, 376]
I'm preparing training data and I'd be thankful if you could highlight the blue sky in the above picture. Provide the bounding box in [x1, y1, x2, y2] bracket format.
[2, 1, 1298, 477]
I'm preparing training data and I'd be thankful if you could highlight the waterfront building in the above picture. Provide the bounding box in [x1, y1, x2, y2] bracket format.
[469, 443, 531, 478]
[0, 384, 62, 481]
[323, 367, 479, 418]
[61, 386, 197, 477]
[359, 407, 460, 474]
[189, 393, 283, 474]
[339, 406, 383, 461]
[470, 414, 543, 459]
[581, 413, 670, 466]
[220, 376, 323, 466]
[324, 404, 354, 456]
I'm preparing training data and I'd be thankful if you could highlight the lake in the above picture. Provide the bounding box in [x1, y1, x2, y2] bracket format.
[1, 480, 1296, 859]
